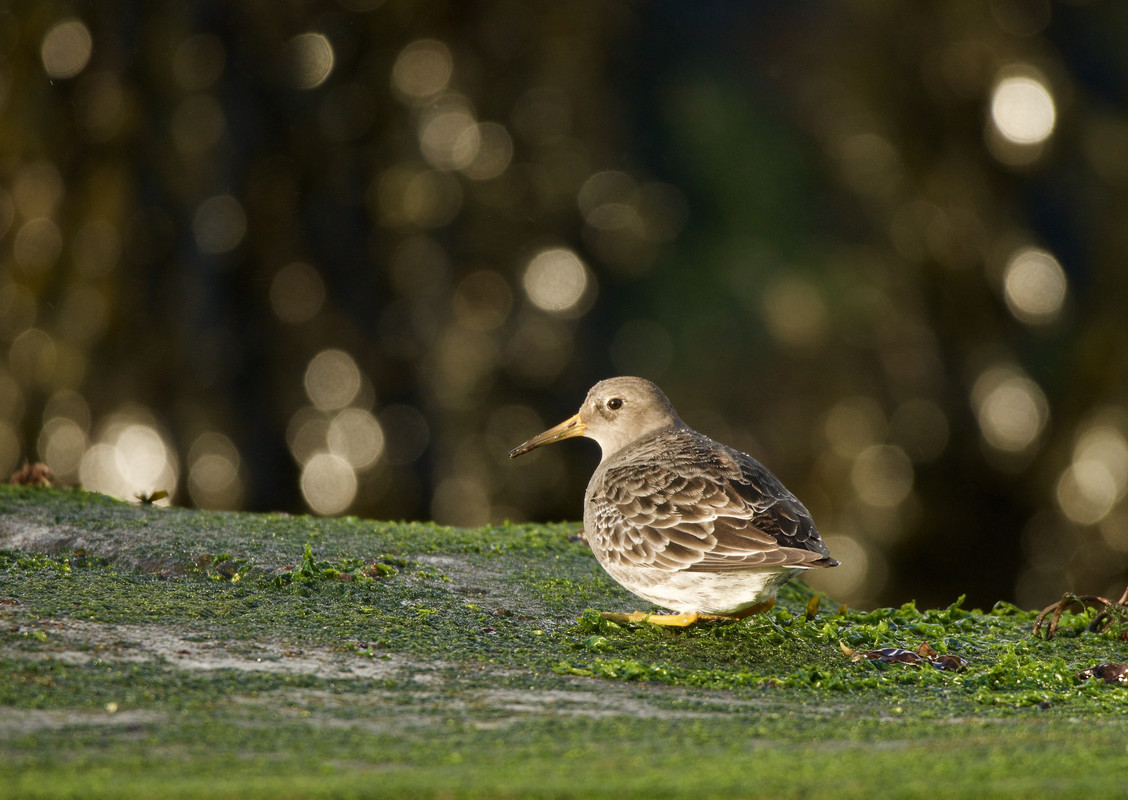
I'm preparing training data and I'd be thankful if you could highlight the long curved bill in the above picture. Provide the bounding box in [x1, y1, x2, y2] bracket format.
[508, 414, 586, 458]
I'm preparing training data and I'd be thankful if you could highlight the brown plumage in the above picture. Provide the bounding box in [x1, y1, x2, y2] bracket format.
[510, 377, 837, 623]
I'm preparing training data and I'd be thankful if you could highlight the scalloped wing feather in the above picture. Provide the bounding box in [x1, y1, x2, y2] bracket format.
[588, 429, 836, 574]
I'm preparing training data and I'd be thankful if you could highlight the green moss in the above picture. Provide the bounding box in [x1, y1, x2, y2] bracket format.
[4, 485, 1128, 797]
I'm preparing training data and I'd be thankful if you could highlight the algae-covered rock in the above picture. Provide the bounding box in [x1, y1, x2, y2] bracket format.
[2, 486, 1127, 799]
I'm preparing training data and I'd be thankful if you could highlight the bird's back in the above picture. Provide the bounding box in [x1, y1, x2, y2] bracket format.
[584, 426, 836, 572]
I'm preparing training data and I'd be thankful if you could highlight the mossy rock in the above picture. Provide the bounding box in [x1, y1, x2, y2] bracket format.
[2, 485, 1126, 798]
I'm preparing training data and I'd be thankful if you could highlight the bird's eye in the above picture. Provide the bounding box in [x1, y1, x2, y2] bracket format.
[607, 398, 623, 411]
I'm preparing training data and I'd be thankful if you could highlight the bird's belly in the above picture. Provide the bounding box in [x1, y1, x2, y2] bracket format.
[602, 564, 802, 615]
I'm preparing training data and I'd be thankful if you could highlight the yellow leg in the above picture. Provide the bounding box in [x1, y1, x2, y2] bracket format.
[600, 598, 777, 627]
[600, 610, 735, 626]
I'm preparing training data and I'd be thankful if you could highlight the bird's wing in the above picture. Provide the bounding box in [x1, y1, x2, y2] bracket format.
[589, 436, 836, 574]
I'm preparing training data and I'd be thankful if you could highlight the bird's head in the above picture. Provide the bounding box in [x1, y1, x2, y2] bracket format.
[509, 376, 683, 462]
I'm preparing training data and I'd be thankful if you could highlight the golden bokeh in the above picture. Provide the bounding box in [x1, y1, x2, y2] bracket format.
[971, 365, 1049, 455]
[188, 432, 243, 510]
[327, 408, 385, 470]
[1002, 246, 1066, 325]
[287, 33, 335, 90]
[304, 349, 362, 411]
[991, 72, 1056, 146]
[418, 95, 480, 171]
[300, 452, 357, 515]
[13, 218, 63, 274]
[0, 2, 1123, 610]
[521, 248, 594, 316]
[78, 410, 178, 504]
[392, 39, 453, 102]
[460, 122, 514, 181]
[270, 262, 326, 324]
[851, 445, 915, 509]
[40, 19, 93, 80]
[761, 276, 829, 348]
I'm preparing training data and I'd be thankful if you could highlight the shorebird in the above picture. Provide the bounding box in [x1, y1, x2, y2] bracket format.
[510, 377, 837, 625]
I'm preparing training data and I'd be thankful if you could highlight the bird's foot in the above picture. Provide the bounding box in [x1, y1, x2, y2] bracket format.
[600, 610, 737, 627]
[600, 598, 779, 627]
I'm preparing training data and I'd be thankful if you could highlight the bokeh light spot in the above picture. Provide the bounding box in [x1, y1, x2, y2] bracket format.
[461, 122, 514, 180]
[452, 270, 512, 331]
[837, 132, 903, 200]
[300, 452, 357, 515]
[823, 396, 887, 459]
[376, 167, 464, 228]
[38, 417, 87, 480]
[392, 39, 453, 101]
[1056, 461, 1117, 526]
[304, 349, 361, 411]
[327, 408, 385, 469]
[578, 171, 636, 218]
[505, 315, 573, 385]
[419, 96, 479, 170]
[890, 398, 949, 462]
[972, 365, 1049, 454]
[852, 445, 915, 508]
[75, 72, 127, 142]
[9, 328, 57, 388]
[116, 425, 170, 486]
[13, 161, 65, 218]
[193, 194, 247, 254]
[286, 407, 330, 466]
[13, 218, 63, 274]
[79, 411, 178, 503]
[41, 19, 93, 79]
[1074, 425, 1128, 493]
[430, 328, 500, 407]
[188, 432, 243, 509]
[522, 248, 593, 316]
[991, 73, 1056, 145]
[1002, 246, 1066, 324]
[432, 476, 491, 526]
[761, 277, 829, 348]
[44, 388, 91, 431]
[805, 535, 885, 605]
[287, 33, 335, 90]
[270, 262, 326, 324]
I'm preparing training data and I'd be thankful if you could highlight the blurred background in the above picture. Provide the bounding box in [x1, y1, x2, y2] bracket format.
[2, 0, 1127, 610]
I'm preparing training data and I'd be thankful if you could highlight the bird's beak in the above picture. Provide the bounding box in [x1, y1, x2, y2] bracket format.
[508, 414, 586, 458]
